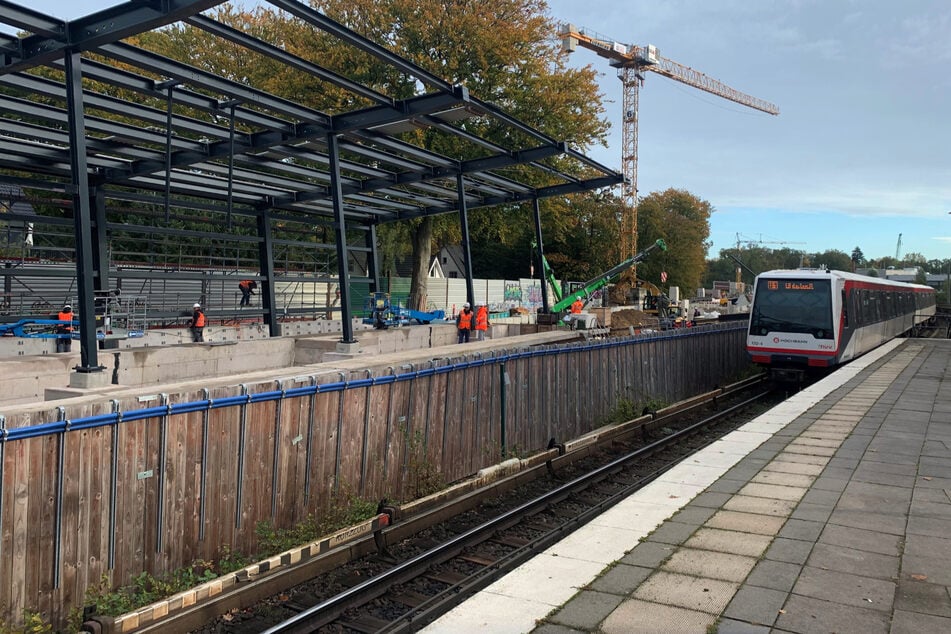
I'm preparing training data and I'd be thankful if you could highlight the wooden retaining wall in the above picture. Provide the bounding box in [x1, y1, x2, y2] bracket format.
[0, 324, 748, 626]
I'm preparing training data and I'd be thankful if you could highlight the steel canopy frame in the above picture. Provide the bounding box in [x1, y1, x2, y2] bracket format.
[0, 0, 622, 368]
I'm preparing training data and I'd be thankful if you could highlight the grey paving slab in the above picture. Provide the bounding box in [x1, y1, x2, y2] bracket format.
[642, 520, 699, 546]
[806, 542, 899, 580]
[706, 510, 786, 536]
[633, 571, 738, 614]
[789, 502, 834, 523]
[689, 491, 734, 508]
[737, 482, 808, 502]
[618, 540, 676, 568]
[825, 456, 861, 470]
[906, 515, 951, 538]
[671, 505, 718, 525]
[744, 558, 802, 593]
[721, 585, 786, 627]
[910, 500, 951, 519]
[852, 470, 918, 488]
[587, 564, 653, 595]
[809, 475, 849, 492]
[778, 518, 825, 542]
[799, 488, 842, 506]
[683, 528, 772, 558]
[750, 470, 815, 488]
[547, 590, 624, 630]
[828, 509, 908, 536]
[901, 554, 951, 586]
[894, 579, 951, 618]
[601, 599, 714, 634]
[818, 523, 903, 556]
[764, 537, 814, 565]
[705, 478, 747, 495]
[661, 548, 757, 583]
[904, 534, 951, 561]
[722, 495, 797, 517]
[792, 566, 895, 611]
[773, 592, 889, 633]
[890, 609, 951, 634]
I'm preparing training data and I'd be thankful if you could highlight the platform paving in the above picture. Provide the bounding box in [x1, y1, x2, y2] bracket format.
[423, 338, 951, 633]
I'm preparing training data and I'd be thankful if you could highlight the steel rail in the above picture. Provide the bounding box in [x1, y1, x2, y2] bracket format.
[264, 388, 773, 633]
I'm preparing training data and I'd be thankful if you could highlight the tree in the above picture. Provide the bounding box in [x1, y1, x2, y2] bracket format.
[850, 247, 864, 270]
[634, 189, 712, 296]
[812, 249, 852, 272]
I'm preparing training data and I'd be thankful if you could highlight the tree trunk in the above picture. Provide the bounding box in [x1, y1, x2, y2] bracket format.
[408, 217, 433, 311]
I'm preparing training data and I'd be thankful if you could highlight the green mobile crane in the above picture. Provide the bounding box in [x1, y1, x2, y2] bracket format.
[540, 239, 668, 320]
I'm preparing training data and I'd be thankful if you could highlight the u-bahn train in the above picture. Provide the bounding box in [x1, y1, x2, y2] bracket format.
[746, 268, 936, 380]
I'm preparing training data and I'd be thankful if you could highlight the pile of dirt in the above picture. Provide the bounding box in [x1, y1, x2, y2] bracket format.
[609, 308, 659, 330]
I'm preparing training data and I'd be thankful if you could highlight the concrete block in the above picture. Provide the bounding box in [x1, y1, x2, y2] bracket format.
[69, 369, 112, 389]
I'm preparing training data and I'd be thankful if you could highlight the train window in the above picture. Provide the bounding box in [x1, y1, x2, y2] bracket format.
[749, 278, 833, 339]
[841, 290, 849, 328]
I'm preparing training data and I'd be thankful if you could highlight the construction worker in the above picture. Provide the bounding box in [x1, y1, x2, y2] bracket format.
[571, 297, 584, 314]
[474, 304, 489, 341]
[190, 303, 206, 342]
[56, 304, 73, 353]
[456, 302, 473, 344]
[238, 279, 257, 306]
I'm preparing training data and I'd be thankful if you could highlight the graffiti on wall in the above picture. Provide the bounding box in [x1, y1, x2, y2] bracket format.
[503, 282, 522, 302]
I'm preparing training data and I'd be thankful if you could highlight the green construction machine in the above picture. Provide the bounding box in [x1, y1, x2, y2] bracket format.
[538, 239, 668, 324]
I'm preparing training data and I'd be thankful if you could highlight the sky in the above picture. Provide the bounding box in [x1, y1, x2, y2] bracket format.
[6, 1, 951, 263]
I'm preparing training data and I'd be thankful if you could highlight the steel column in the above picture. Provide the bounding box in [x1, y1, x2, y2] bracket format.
[456, 173, 474, 305]
[327, 132, 355, 343]
[91, 189, 109, 297]
[532, 198, 549, 313]
[64, 51, 101, 371]
[257, 211, 278, 335]
[366, 223, 380, 293]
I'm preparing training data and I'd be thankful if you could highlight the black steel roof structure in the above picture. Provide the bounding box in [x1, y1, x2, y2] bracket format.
[0, 0, 622, 373]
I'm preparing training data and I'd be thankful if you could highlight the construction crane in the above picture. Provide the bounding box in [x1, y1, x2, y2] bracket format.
[895, 233, 902, 261]
[559, 24, 780, 265]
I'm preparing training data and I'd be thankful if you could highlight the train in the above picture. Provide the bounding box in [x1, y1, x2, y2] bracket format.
[746, 268, 936, 380]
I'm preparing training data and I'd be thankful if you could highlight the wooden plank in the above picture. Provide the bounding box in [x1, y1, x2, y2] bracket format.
[383, 376, 411, 501]
[241, 384, 278, 552]
[363, 376, 392, 501]
[309, 380, 340, 515]
[336, 376, 368, 498]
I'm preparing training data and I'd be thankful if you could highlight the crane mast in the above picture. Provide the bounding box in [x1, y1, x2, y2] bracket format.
[560, 24, 779, 264]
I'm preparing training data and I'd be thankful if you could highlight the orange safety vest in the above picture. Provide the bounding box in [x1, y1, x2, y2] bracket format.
[571, 299, 583, 314]
[457, 310, 472, 330]
[475, 306, 488, 330]
[239, 280, 254, 290]
[193, 310, 206, 327]
[58, 311, 73, 331]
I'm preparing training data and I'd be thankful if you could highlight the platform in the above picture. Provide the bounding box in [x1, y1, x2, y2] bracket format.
[424, 338, 951, 633]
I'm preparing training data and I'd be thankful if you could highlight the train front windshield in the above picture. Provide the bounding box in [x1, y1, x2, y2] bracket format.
[750, 278, 834, 340]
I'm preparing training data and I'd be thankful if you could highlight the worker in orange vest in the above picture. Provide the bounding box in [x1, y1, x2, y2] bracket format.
[56, 304, 73, 353]
[190, 303, 206, 342]
[570, 297, 584, 314]
[238, 279, 257, 306]
[474, 304, 489, 341]
[456, 302, 473, 344]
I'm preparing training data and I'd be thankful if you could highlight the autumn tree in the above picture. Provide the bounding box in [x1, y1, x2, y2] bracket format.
[634, 189, 712, 296]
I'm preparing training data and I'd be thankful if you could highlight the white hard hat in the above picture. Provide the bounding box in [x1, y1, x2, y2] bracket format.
[63, 304, 71, 310]
[463, 302, 470, 308]
[193, 303, 201, 308]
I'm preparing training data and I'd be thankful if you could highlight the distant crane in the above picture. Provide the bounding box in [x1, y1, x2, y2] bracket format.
[559, 24, 780, 267]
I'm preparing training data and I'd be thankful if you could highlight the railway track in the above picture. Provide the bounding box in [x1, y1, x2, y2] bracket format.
[170, 377, 779, 634]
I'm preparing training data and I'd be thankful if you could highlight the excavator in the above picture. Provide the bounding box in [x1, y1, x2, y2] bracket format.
[537, 239, 667, 326]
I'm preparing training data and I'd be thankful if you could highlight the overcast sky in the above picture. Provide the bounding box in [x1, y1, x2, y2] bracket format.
[7, 1, 951, 264]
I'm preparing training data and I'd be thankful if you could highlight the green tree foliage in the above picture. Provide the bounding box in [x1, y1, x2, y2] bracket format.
[634, 189, 712, 295]
[812, 249, 852, 271]
[850, 246, 864, 268]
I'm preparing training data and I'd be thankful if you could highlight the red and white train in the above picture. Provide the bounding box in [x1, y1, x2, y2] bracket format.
[747, 269, 936, 380]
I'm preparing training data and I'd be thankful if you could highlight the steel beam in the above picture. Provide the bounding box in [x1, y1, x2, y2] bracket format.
[64, 51, 100, 372]
[457, 174, 475, 306]
[327, 133, 354, 344]
[257, 212, 278, 336]
[0, 1, 226, 75]
[532, 198, 550, 313]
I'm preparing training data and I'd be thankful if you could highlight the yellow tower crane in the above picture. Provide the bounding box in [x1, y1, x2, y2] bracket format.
[559, 24, 780, 265]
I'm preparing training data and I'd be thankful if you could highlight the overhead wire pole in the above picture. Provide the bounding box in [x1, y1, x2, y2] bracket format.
[559, 24, 780, 277]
